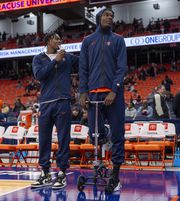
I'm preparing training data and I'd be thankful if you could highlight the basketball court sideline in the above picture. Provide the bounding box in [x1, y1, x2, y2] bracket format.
[0, 167, 180, 201]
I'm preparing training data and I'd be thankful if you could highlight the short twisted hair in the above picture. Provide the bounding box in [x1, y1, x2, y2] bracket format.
[44, 32, 62, 45]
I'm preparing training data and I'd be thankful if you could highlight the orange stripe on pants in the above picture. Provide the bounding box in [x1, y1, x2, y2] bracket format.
[171, 196, 180, 201]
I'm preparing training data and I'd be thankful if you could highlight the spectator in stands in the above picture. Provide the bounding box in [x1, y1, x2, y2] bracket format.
[16, 36, 24, 48]
[80, 109, 88, 126]
[131, 89, 141, 106]
[124, 74, 136, 91]
[0, 100, 6, 122]
[163, 19, 170, 33]
[162, 79, 171, 92]
[33, 33, 41, 46]
[13, 98, 26, 115]
[0, 111, 5, 122]
[136, 100, 153, 118]
[24, 34, 32, 47]
[24, 98, 34, 110]
[126, 82, 135, 92]
[71, 75, 79, 103]
[2, 31, 7, 41]
[165, 90, 174, 118]
[138, 66, 146, 80]
[31, 32, 79, 189]
[171, 61, 178, 72]
[173, 88, 180, 118]
[160, 19, 165, 34]
[16, 79, 23, 89]
[146, 20, 152, 32]
[147, 63, 156, 77]
[71, 106, 82, 123]
[1, 102, 10, 116]
[162, 75, 173, 91]
[132, 18, 139, 33]
[153, 85, 170, 119]
[158, 64, 166, 73]
[25, 78, 40, 95]
[79, 8, 127, 193]
[147, 88, 156, 106]
[125, 102, 137, 119]
[155, 18, 161, 32]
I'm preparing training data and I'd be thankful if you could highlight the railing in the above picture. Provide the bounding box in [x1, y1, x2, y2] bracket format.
[84, 7, 96, 25]
[44, 18, 63, 33]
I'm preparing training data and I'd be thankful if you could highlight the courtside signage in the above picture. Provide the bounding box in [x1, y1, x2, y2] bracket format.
[0, 46, 45, 58]
[0, 0, 80, 12]
[0, 43, 82, 58]
[0, 33, 179, 58]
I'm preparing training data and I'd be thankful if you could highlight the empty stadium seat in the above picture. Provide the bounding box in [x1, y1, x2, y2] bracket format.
[0, 126, 26, 167]
[133, 122, 166, 169]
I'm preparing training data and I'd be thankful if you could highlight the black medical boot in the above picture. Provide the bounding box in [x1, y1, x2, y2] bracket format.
[106, 164, 122, 193]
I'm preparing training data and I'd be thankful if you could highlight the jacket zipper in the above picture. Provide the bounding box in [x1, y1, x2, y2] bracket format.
[44, 53, 60, 97]
[100, 34, 105, 84]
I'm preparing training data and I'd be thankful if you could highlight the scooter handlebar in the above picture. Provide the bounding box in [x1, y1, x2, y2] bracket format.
[85, 100, 104, 104]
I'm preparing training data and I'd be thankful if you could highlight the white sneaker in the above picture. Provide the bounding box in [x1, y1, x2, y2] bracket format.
[52, 171, 67, 190]
[113, 181, 122, 192]
[106, 175, 122, 193]
[31, 170, 52, 188]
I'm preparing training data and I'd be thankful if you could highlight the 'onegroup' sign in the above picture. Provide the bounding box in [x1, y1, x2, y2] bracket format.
[125, 33, 180, 47]
[0, 0, 80, 12]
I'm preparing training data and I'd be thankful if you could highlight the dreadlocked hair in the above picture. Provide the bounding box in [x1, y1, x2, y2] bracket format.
[43, 32, 62, 45]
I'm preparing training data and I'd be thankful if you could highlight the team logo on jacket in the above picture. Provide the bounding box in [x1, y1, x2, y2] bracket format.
[91, 41, 96, 46]
[107, 41, 111, 46]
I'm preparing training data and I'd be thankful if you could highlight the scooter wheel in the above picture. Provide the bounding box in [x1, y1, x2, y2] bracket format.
[77, 175, 86, 191]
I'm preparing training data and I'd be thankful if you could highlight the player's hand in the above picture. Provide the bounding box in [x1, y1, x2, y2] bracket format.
[104, 92, 116, 106]
[55, 49, 66, 62]
[79, 93, 89, 109]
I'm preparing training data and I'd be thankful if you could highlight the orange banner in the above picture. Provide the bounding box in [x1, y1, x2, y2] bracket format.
[0, 0, 80, 12]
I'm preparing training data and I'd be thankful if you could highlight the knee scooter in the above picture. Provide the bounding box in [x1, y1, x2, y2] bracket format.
[77, 101, 114, 193]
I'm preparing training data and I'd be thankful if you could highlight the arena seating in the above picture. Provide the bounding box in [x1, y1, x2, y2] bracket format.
[0, 126, 26, 167]
[125, 69, 180, 100]
[0, 18, 179, 50]
[0, 79, 37, 107]
[0, 120, 177, 170]
[0, 65, 179, 109]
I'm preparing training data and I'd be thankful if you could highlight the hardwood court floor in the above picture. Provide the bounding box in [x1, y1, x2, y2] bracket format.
[0, 167, 180, 201]
[0, 180, 32, 196]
